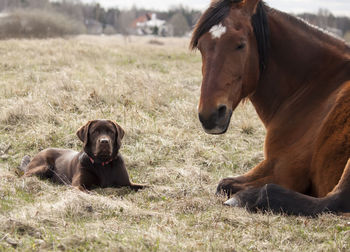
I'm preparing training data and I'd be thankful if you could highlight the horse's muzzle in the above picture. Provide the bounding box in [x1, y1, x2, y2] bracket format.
[198, 105, 232, 135]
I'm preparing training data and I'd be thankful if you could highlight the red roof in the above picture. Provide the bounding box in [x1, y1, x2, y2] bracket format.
[131, 14, 151, 28]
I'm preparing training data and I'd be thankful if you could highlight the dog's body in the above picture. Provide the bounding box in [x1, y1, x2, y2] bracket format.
[23, 120, 145, 191]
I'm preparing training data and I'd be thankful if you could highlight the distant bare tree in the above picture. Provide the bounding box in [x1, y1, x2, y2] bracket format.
[0, 0, 20, 10]
[52, 1, 84, 21]
[25, 0, 50, 8]
[105, 9, 119, 29]
[0, 0, 349, 40]
[0, 0, 50, 10]
[336, 17, 350, 35]
[116, 9, 136, 36]
[169, 12, 190, 37]
[317, 8, 334, 28]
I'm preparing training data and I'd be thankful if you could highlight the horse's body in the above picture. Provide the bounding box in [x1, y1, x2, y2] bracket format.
[191, 0, 350, 215]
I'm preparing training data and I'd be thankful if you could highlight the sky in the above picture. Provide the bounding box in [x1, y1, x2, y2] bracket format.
[81, 0, 350, 17]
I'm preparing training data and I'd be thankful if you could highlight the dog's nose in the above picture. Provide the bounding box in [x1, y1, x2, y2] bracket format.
[99, 139, 110, 144]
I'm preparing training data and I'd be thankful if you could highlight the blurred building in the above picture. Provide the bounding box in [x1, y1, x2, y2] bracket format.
[131, 13, 173, 37]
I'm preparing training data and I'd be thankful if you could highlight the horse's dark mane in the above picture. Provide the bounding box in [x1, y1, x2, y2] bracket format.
[277, 10, 350, 54]
[252, 2, 270, 72]
[190, 0, 270, 73]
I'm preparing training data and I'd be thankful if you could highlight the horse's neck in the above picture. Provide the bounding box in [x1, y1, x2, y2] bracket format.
[250, 10, 350, 126]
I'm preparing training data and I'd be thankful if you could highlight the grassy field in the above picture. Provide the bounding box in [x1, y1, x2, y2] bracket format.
[0, 35, 349, 251]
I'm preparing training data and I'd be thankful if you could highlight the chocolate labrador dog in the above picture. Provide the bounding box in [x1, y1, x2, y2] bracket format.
[22, 120, 145, 192]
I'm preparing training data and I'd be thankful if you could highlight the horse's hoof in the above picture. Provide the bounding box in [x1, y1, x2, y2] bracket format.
[224, 197, 240, 207]
[216, 177, 243, 197]
[216, 178, 231, 196]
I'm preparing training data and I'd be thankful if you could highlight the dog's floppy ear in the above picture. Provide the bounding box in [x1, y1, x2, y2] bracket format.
[76, 121, 94, 148]
[111, 121, 125, 146]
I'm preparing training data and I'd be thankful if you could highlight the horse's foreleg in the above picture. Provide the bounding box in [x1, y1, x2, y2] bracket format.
[224, 184, 329, 216]
[216, 160, 275, 197]
[224, 159, 350, 216]
[326, 159, 350, 213]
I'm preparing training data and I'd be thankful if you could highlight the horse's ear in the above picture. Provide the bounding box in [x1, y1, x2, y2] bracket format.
[242, 0, 260, 15]
[76, 121, 93, 148]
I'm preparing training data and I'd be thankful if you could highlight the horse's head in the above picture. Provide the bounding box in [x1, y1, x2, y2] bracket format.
[191, 0, 265, 134]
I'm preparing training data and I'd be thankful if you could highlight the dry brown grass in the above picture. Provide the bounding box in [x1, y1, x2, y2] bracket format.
[0, 35, 349, 251]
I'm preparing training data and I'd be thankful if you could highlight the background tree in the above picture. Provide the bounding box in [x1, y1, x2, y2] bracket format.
[116, 8, 137, 35]
[169, 12, 190, 37]
[0, 0, 349, 39]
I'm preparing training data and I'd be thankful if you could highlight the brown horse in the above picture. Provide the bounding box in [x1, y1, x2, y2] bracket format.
[191, 0, 350, 216]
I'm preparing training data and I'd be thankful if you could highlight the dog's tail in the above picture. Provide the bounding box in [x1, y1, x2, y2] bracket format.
[19, 155, 31, 172]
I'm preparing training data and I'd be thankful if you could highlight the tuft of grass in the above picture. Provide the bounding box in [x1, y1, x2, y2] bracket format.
[241, 124, 255, 135]
[0, 35, 349, 251]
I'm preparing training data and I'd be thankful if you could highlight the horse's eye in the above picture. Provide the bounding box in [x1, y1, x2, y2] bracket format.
[237, 43, 246, 50]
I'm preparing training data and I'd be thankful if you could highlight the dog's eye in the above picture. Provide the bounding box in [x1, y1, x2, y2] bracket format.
[237, 43, 246, 50]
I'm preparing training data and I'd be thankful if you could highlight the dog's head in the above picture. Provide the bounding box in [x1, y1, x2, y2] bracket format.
[76, 120, 125, 163]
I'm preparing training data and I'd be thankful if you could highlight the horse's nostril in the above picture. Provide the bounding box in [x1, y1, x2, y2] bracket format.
[218, 105, 227, 119]
[199, 112, 215, 130]
[199, 105, 229, 131]
[199, 114, 204, 124]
